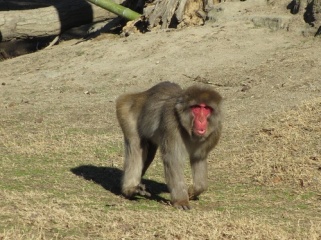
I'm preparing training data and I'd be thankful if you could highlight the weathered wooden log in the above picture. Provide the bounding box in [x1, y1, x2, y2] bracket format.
[0, 0, 121, 41]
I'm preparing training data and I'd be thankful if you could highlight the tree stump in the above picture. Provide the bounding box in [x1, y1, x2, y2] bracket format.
[144, 0, 220, 29]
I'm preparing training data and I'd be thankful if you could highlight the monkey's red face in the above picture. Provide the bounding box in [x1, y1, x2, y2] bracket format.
[191, 104, 213, 136]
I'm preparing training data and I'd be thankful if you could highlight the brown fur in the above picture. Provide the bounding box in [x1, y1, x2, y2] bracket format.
[116, 81, 222, 209]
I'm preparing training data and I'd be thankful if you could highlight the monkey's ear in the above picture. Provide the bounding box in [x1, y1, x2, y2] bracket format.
[175, 96, 188, 112]
[177, 96, 184, 104]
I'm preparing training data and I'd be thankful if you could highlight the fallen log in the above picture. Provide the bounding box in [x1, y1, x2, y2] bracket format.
[0, 0, 120, 41]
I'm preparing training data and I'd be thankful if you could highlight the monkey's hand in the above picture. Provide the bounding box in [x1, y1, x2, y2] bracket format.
[135, 183, 152, 197]
[172, 200, 191, 210]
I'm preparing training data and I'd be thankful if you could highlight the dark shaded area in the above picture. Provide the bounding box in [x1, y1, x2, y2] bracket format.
[301, 0, 321, 36]
[0, 0, 56, 10]
[0, 0, 143, 59]
[304, 0, 316, 26]
[74, 18, 125, 41]
[142, 140, 158, 176]
[287, 0, 321, 36]
[0, 0, 94, 32]
[0, 0, 94, 59]
[287, 0, 316, 26]
[70, 165, 169, 203]
[0, 36, 55, 61]
[287, 0, 300, 14]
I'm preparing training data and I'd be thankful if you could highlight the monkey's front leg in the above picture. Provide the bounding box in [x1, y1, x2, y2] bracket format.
[162, 148, 190, 210]
[188, 158, 208, 200]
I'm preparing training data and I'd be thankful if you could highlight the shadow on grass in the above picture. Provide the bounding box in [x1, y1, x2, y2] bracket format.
[70, 165, 169, 203]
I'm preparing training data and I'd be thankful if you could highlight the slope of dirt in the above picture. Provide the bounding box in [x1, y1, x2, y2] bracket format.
[1, 1, 321, 239]
[2, 5, 320, 130]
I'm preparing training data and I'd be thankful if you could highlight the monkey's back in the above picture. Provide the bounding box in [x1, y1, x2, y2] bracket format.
[116, 82, 182, 143]
[137, 82, 182, 142]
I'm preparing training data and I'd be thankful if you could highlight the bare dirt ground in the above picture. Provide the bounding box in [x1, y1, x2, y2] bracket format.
[1, 1, 321, 239]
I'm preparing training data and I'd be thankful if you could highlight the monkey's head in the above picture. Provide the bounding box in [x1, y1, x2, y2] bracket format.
[175, 85, 222, 140]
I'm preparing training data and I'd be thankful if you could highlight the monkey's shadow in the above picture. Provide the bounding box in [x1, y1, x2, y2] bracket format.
[70, 165, 169, 203]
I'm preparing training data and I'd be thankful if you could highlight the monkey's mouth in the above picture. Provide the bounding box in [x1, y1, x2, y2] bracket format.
[193, 129, 206, 136]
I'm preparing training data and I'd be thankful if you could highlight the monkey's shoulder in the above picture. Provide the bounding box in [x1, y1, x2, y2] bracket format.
[143, 81, 182, 97]
[148, 81, 182, 92]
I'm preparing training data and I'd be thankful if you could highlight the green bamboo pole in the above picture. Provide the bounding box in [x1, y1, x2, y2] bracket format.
[87, 0, 141, 20]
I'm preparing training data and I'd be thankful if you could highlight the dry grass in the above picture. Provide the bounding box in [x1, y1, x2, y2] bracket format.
[1, 95, 321, 239]
[239, 98, 321, 189]
[0, 189, 306, 240]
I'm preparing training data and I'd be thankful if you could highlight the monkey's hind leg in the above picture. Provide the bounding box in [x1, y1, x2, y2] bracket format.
[122, 136, 145, 198]
[122, 137, 155, 198]
[122, 140, 157, 198]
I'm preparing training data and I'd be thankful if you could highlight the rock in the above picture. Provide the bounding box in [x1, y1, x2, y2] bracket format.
[251, 15, 292, 31]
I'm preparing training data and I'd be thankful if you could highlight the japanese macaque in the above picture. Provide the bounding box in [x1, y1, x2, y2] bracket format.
[116, 81, 222, 210]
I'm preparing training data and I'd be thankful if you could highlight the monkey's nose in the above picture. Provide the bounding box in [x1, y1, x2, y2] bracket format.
[197, 117, 206, 124]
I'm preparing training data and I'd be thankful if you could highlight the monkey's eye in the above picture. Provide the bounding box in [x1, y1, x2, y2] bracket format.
[204, 106, 214, 112]
[190, 104, 213, 116]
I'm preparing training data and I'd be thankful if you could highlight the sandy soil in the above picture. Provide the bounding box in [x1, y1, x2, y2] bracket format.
[1, 1, 320, 130]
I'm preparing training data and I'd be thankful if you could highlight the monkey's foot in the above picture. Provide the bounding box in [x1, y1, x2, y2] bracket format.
[172, 200, 191, 210]
[136, 183, 151, 197]
[122, 183, 151, 198]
